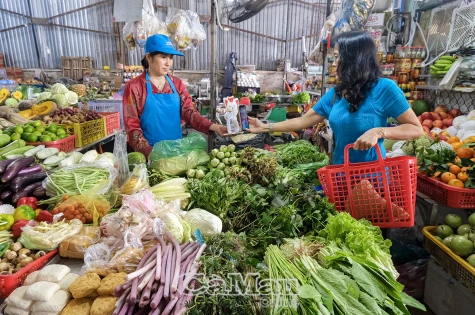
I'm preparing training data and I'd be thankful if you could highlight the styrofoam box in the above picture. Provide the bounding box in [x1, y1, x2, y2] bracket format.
[424, 258, 475, 315]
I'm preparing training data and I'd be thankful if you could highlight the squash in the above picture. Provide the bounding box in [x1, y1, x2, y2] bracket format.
[12, 91, 22, 101]
[0, 88, 10, 105]
[19, 101, 57, 120]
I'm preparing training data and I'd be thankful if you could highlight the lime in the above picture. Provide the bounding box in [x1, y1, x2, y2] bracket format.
[19, 140, 26, 147]
[35, 126, 46, 133]
[40, 135, 52, 142]
[46, 123, 57, 133]
[33, 131, 42, 137]
[10, 133, 20, 141]
[24, 126, 35, 133]
[59, 134, 68, 139]
[21, 133, 31, 141]
[51, 136, 60, 141]
[25, 133, 38, 143]
[56, 128, 66, 136]
[32, 121, 42, 128]
[14, 126, 24, 135]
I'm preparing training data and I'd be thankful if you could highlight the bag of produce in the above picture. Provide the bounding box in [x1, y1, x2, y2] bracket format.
[149, 149, 209, 176]
[19, 219, 83, 251]
[114, 130, 131, 186]
[108, 232, 145, 274]
[52, 193, 111, 226]
[150, 133, 207, 161]
[120, 164, 149, 195]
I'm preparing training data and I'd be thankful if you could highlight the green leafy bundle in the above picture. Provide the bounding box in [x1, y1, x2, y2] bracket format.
[274, 140, 327, 166]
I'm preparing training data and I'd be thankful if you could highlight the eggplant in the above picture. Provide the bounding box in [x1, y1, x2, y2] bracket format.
[17, 165, 43, 176]
[0, 159, 16, 175]
[10, 172, 47, 193]
[0, 190, 13, 203]
[2, 156, 35, 183]
[32, 186, 47, 198]
[11, 181, 43, 204]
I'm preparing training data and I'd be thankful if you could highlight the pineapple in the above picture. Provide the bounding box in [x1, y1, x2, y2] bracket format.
[70, 84, 87, 97]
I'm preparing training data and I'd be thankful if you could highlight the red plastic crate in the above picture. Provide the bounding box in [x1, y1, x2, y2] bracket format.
[100, 112, 121, 135]
[417, 173, 475, 208]
[26, 135, 76, 153]
[317, 144, 417, 228]
[0, 250, 57, 298]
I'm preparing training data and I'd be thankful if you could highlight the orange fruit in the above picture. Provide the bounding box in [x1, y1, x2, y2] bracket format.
[447, 136, 460, 144]
[448, 179, 465, 188]
[457, 147, 474, 159]
[451, 142, 463, 151]
[449, 165, 461, 175]
[463, 136, 475, 144]
[457, 172, 469, 182]
[441, 172, 456, 183]
[461, 167, 471, 172]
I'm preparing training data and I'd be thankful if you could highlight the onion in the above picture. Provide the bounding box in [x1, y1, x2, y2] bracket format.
[434, 105, 448, 113]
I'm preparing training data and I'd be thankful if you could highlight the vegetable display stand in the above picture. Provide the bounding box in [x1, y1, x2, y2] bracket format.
[0, 250, 57, 299]
[99, 112, 121, 135]
[417, 173, 475, 209]
[26, 135, 76, 153]
[317, 144, 417, 228]
[59, 118, 106, 148]
[423, 226, 475, 294]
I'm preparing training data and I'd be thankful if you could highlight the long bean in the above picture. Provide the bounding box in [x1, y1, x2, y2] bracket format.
[46, 167, 110, 196]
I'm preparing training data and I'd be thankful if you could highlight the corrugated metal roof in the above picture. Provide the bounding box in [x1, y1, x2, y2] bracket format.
[0, 0, 339, 71]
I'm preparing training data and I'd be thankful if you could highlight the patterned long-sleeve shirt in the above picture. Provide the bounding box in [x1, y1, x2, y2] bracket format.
[123, 72, 213, 157]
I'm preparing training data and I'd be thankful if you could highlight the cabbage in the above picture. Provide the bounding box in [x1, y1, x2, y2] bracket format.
[5, 98, 19, 108]
[51, 94, 68, 108]
[37, 92, 52, 102]
[159, 212, 184, 242]
[183, 208, 222, 237]
[65, 90, 78, 105]
[50, 83, 69, 94]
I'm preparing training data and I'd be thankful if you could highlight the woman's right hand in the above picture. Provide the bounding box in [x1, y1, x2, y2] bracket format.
[247, 117, 265, 133]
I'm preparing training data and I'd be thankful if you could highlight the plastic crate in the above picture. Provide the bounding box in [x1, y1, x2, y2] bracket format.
[78, 100, 123, 128]
[417, 173, 475, 208]
[26, 135, 76, 153]
[0, 250, 58, 299]
[100, 112, 121, 135]
[423, 226, 475, 294]
[59, 118, 106, 148]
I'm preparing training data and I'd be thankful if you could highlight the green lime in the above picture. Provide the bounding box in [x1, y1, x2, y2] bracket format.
[33, 131, 42, 137]
[46, 123, 57, 133]
[51, 136, 60, 141]
[19, 140, 26, 147]
[40, 135, 52, 142]
[25, 133, 38, 143]
[59, 134, 68, 139]
[14, 126, 24, 135]
[32, 121, 42, 128]
[56, 128, 66, 136]
[21, 133, 31, 141]
[10, 133, 20, 141]
[24, 126, 35, 133]
[35, 126, 45, 133]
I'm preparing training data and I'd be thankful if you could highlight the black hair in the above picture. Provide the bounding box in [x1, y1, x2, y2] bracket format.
[141, 51, 171, 70]
[332, 31, 381, 112]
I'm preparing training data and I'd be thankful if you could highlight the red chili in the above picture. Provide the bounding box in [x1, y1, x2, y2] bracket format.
[17, 197, 38, 210]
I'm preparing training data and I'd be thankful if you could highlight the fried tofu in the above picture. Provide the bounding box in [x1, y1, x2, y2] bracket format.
[90, 296, 117, 315]
[97, 272, 127, 296]
[69, 273, 101, 299]
[60, 298, 94, 315]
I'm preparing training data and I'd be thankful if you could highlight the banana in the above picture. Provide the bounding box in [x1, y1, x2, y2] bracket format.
[440, 56, 456, 62]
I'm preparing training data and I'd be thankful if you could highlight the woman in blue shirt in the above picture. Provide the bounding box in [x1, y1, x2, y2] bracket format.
[248, 31, 423, 164]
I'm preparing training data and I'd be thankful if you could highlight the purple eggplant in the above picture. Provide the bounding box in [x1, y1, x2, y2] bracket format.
[0, 159, 16, 174]
[11, 181, 43, 204]
[2, 156, 35, 183]
[10, 172, 47, 192]
[0, 190, 13, 203]
[17, 165, 43, 176]
[32, 186, 46, 198]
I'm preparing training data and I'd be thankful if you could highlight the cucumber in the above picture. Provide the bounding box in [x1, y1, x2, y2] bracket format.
[0, 134, 11, 148]
[24, 145, 45, 157]
[4, 154, 25, 160]
[0, 141, 21, 157]
[440, 56, 455, 62]
[2, 146, 35, 158]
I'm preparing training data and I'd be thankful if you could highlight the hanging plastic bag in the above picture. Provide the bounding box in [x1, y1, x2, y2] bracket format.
[187, 10, 207, 49]
[120, 164, 149, 195]
[113, 130, 130, 187]
[122, 22, 137, 50]
[166, 8, 193, 50]
[109, 232, 145, 274]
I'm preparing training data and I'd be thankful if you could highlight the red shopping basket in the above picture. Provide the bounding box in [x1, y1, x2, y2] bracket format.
[317, 144, 417, 228]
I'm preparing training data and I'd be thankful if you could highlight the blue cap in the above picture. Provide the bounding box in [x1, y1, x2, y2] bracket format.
[144, 34, 184, 56]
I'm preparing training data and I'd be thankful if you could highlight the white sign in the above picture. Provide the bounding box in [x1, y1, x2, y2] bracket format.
[365, 13, 385, 27]
[113, 0, 143, 22]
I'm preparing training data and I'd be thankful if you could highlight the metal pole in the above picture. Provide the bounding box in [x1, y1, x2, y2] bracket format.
[209, 0, 217, 152]
[321, 0, 332, 94]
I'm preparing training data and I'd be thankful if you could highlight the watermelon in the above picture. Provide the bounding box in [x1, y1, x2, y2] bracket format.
[412, 100, 429, 116]
[128, 152, 147, 171]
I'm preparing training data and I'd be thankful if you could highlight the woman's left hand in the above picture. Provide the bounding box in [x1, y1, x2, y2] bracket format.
[354, 128, 380, 150]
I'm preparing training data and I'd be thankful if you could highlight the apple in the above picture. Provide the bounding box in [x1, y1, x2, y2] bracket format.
[443, 118, 453, 127]
[422, 126, 430, 133]
[421, 112, 432, 121]
[447, 114, 454, 119]
[418, 116, 423, 123]
[433, 120, 444, 129]
[434, 105, 448, 113]
[449, 109, 461, 117]
[422, 119, 434, 128]
[431, 112, 442, 121]
[439, 112, 448, 119]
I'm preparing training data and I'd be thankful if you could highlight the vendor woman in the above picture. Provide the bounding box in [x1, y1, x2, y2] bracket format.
[123, 34, 227, 158]
[249, 31, 423, 164]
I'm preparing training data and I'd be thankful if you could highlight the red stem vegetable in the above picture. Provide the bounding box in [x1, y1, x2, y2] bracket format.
[167, 232, 182, 293]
